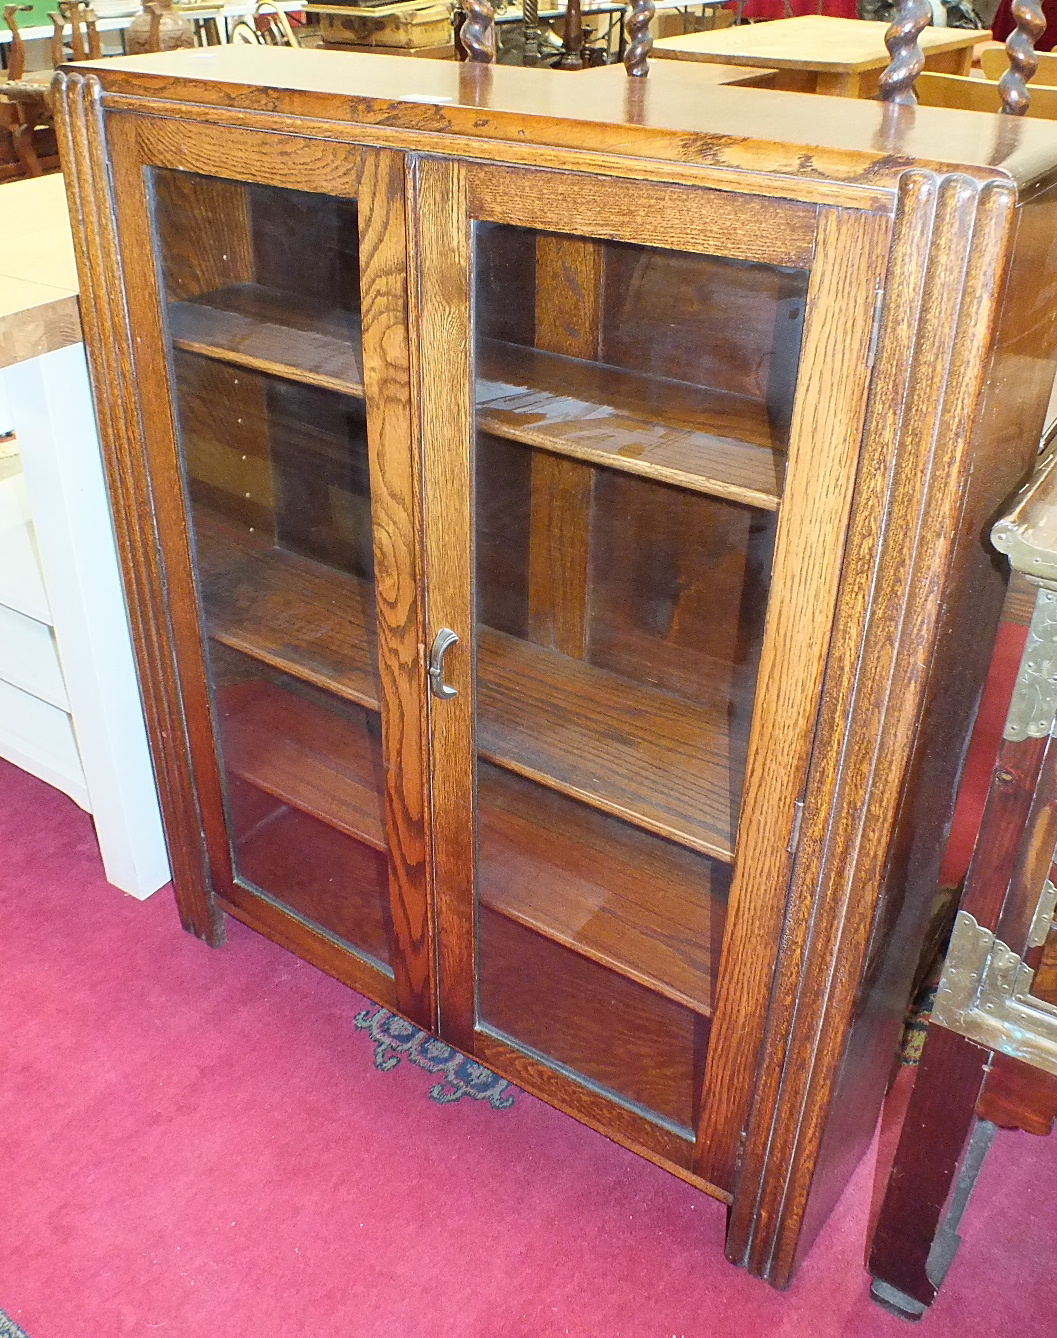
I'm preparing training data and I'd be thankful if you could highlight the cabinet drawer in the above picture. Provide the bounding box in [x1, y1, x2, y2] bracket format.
[0, 602, 68, 710]
[0, 677, 84, 799]
[0, 468, 51, 625]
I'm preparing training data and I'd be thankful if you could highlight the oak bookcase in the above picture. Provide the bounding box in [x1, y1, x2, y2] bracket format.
[55, 50, 1057, 1284]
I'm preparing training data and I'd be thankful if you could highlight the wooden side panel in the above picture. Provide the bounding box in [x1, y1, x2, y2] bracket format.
[695, 206, 891, 1193]
[733, 172, 1057, 1287]
[359, 148, 435, 1026]
[54, 81, 224, 943]
[411, 154, 478, 1052]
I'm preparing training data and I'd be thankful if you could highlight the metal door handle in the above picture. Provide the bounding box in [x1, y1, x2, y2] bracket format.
[429, 628, 459, 700]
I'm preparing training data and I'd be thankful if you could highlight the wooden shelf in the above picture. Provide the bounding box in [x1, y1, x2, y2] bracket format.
[169, 285, 782, 507]
[196, 511, 380, 711]
[216, 679, 385, 850]
[169, 283, 365, 399]
[478, 340, 784, 510]
[215, 673, 723, 1014]
[196, 517, 739, 860]
[480, 764, 725, 1015]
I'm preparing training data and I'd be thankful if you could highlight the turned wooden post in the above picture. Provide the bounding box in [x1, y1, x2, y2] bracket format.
[461, 0, 496, 62]
[560, 0, 584, 68]
[878, 0, 931, 106]
[999, 0, 1045, 115]
[522, 0, 541, 65]
[624, 0, 654, 76]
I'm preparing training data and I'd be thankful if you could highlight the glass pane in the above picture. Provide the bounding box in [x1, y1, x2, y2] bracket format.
[151, 169, 394, 972]
[472, 224, 807, 1130]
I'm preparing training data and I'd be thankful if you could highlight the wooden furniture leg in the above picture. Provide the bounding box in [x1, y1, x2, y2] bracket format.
[11, 119, 41, 175]
[868, 1025, 992, 1318]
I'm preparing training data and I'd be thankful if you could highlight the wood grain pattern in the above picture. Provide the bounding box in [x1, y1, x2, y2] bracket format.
[168, 285, 782, 506]
[526, 234, 601, 658]
[478, 339, 783, 508]
[526, 452, 593, 656]
[479, 763, 727, 1012]
[198, 517, 740, 859]
[357, 147, 435, 1026]
[409, 154, 478, 1052]
[479, 629, 739, 859]
[729, 174, 1030, 1287]
[480, 906, 705, 1129]
[468, 164, 817, 270]
[152, 170, 255, 302]
[170, 285, 365, 397]
[59, 47, 1057, 1293]
[695, 207, 890, 1196]
[54, 77, 226, 943]
[475, 1028, 710, 1181]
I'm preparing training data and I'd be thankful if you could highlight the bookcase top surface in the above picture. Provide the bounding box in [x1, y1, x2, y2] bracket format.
[65, 45, 1057, 194]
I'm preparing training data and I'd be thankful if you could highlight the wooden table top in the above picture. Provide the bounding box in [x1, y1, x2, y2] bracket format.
[579, 58, 776, 85]
[0, 173, 80, 370]
[653, 16, 986, 73]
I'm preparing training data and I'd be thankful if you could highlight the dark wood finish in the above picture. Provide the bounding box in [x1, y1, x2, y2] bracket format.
[978, 1052, 1057, 1133]
[479, 763, 727, 1012]
[196, 515, 741, 857]
[871, 437, 1057, 1312]
[869, 1027, 991, 1313]
[480, 906, 707, 1130]
[56, 48, 1057, 1290]
[623, 0, 654, 76]
[460, 0, 494, 62]
[879, 0, 932, 106]
[1000, 0, 1046, 115]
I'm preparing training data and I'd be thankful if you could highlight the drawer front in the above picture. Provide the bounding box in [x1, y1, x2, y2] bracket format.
[0, 677, 84, 798]
[0, 602, 68, 710]
[0, 470, 51, 625]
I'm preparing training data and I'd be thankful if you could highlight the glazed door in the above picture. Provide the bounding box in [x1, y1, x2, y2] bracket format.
[102, 118, 432, 1024]
[415, 159, 890, 1185]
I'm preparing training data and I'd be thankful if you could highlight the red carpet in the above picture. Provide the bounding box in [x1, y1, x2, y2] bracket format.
[2, 755, 1056, 1338]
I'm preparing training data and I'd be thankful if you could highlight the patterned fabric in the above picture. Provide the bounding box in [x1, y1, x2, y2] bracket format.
[354, 1007, 516, 1110]
[0, 1309, 30, 1338]
[899, 964, 943, 1066]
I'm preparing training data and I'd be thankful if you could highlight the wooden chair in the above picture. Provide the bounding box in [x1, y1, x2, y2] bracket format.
[915, 69, 1057, 116]
[229, 2, 301, 46]
[1, 4, 55, 179]
[1, 0, 103, 179]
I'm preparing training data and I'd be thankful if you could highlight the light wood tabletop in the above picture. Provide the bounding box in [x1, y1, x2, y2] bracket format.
[0, 173, 80, 369]
[653, 16, 988, 98]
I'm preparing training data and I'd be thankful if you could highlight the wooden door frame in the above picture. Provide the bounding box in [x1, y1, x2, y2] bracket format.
[413, 150, 894, 1210]
[56, 77, 435, 1022]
